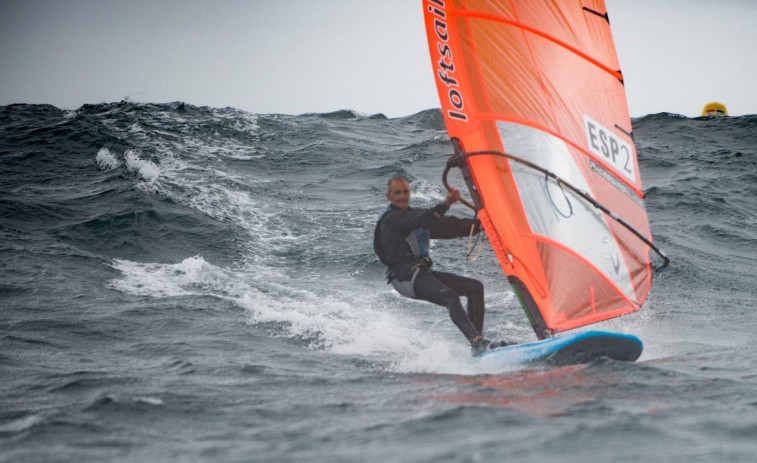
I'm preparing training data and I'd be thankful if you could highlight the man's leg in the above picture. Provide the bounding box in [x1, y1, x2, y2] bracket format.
[412, 269, 481, 343]
[431, 271, 485, 334]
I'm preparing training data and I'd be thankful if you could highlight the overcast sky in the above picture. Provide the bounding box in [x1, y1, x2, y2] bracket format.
[1, 0, 755, 117]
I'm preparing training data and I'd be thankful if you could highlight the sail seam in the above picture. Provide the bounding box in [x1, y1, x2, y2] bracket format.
[456, 1, 497, 116]
[449, 9, 624, 83]
[506, 1, 563, 136]
[524, 231, 640, 306]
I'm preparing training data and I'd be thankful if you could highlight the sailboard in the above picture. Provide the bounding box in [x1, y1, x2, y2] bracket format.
[479, 330, 642, 366]
[422, 0, 668, 362]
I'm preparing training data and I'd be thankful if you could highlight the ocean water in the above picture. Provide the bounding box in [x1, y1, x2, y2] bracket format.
[1, 102, 756, 462]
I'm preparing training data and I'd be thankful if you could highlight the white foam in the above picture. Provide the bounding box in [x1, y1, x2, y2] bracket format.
[108, 256, 248, 298]
[408, 177, 445, 204]
[237, 280, 524, 375]
[130, 156, 276, 251]
[101, 132, 517, 376]
[237, 287, 413, 352]
[136, 397, 164, 405]
[124, 149, 160, 181]
[95, 147, 120, 170]
[228, 112, 259, 134]
[108, 253, 527, 375]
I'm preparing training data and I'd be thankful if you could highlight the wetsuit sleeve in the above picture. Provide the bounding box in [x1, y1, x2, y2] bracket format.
[428, 216, 481, 239]
[380, 203, 450, 237]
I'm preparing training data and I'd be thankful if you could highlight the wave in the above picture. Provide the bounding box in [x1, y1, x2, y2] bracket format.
[3, 100, 757, 375]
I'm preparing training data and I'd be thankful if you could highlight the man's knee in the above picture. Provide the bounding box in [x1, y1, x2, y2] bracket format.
[439, 287, 460, 304]
[441, 289, 465, 315]
[463, 279, 483, 299]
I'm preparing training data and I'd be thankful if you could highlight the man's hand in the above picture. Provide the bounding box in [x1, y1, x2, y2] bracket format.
[444, 188, 461, 207]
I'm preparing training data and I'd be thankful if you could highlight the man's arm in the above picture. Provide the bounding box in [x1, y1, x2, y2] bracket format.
[381, 188, 465, 237]
[431, 187, 480, 239]
[381, 203, 450, 237]
[429, 216, 481, 239]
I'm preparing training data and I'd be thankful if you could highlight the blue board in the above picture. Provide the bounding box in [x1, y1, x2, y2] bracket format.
[477, 330, 642, 367]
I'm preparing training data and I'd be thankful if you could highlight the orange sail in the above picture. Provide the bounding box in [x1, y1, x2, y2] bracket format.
[423, 0, 667, 338]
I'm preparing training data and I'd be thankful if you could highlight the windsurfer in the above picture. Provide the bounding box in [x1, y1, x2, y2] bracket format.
[374, 177, 505, 356]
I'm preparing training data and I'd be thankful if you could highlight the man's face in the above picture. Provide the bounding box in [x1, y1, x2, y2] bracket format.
[386, 179, 410, 210]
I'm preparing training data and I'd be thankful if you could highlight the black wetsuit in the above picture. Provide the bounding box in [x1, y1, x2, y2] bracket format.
[374, 203, 484, 344]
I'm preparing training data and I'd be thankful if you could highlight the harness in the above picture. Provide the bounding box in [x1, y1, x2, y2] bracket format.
[373, 206, 433, 284]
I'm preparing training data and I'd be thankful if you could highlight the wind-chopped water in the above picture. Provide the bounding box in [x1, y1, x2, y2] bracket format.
[2, 103, 756, 462]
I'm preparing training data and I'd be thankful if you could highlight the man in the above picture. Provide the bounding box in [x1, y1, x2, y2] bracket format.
[374, 177, 505, 356]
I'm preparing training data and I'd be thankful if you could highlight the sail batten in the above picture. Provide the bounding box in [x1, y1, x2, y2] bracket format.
[447, 9, 624, 82]
[424, 0, 664, 338]
[474, 112, 644, 197]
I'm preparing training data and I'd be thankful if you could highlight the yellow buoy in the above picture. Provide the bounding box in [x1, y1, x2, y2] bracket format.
[701, 102, 728, 117]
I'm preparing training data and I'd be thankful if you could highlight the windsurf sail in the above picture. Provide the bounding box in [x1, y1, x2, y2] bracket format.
[422, 0, 668, 339]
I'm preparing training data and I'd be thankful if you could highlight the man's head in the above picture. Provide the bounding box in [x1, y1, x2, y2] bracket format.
[386, 177, 410, 210]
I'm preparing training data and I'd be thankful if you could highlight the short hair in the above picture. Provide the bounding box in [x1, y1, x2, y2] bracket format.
[386, 176, 408, 192]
